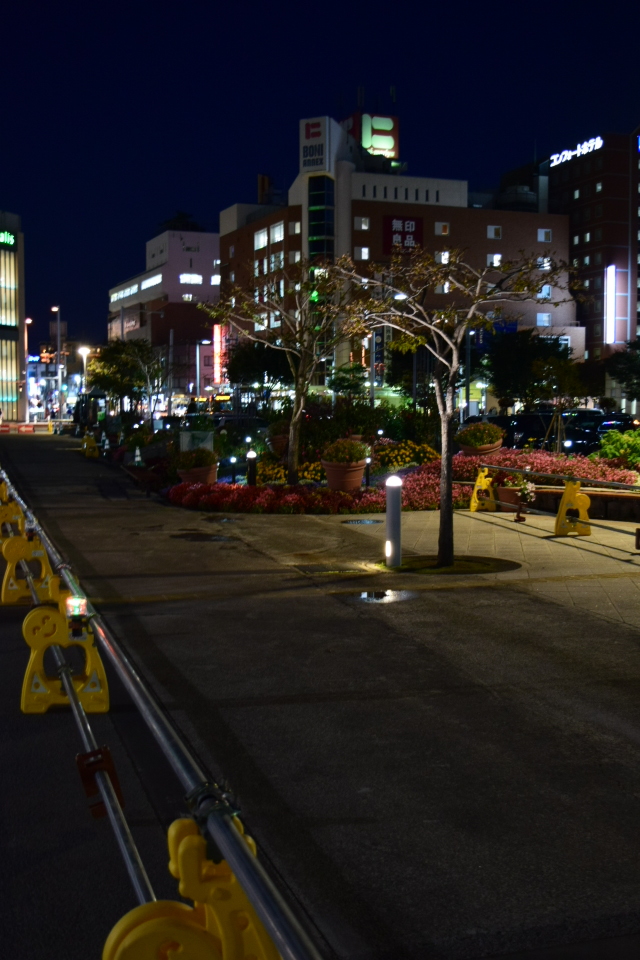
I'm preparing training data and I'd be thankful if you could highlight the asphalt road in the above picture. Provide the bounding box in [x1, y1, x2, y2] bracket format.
[3, 434, 640, 959]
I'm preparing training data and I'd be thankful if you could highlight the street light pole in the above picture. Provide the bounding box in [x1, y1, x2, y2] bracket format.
[78, 347, 91, 393]
[51, 306, 63, 420]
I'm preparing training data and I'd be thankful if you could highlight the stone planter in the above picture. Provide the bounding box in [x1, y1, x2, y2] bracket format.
[495, 486, 523, 514]
[267, 435, 288, 457]
[457, 440, 503, 457]
[321, 459, 367, 492]
[177, 465, 218, 485]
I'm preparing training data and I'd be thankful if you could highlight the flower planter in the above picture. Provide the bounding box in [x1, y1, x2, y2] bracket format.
[177, 465, 218, 485]
[321, 459, 367, 492]
[457, 440, 503, 456]
[495, 486, 523, 514]
[267, 435, 288, 457]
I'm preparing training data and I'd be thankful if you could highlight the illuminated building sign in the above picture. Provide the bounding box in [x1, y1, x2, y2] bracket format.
[110, 284, 139, 303]
[213, 324, 222, 383]
[300, 116, 328, 171]
[550, 136, 603, 167]
[343, 113, 400, 159]
[0, 230, 15, 247]
[383, 216, 423, 255]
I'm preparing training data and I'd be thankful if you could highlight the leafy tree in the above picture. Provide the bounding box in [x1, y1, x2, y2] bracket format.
[605, 339, 640, 401]
[87, 339, 168, 419]
[203, 259, 352, 484]
[338, 247, 574, 566]
[483, 329, 578, 410]
[327, 362, 367, 397]
[226, 339, 294, 396]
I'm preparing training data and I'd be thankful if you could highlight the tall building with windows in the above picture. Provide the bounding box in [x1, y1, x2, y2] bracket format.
[544, 131, 639, 363]
[0, 211, 26, 421]
[219, 114, 578, 381]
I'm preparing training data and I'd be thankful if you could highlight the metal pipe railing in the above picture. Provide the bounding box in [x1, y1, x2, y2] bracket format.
[479, 463, 640, 491]
[1, 468, 324, 960]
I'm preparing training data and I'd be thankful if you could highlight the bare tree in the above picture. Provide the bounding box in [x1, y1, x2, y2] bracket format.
[202, 259, 352, 483]
[337, 248, 576, 566]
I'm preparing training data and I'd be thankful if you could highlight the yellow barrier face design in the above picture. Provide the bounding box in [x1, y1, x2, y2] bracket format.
[470, 467, 497, 513]
[1, 535, 57, 604]
[21, 606, 109, 714]
[0, 501, 26, 544]
[102, 901, 222, 960]
[555, 480, 591, 537]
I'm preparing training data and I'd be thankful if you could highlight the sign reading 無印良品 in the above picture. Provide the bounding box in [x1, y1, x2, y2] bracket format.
[0, 230, 16, 248]
[549, 136, 603, 167]
[383, 216, 423, 255]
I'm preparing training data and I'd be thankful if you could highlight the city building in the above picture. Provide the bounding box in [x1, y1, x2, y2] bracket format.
[219, 114, 579, 394]
[0, 210, 27, 420]
[107, 228, 225, 404]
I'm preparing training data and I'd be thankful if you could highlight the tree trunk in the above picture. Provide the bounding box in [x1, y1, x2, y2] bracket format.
[438, 408, 455, 567]
[287, 385, 306, 484]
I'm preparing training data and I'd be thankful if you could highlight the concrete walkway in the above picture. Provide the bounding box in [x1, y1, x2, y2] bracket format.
[3, 435, 640, 959]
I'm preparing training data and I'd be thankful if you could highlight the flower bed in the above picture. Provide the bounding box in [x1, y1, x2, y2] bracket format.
[168, 481, 387, 514]
[256, 459, 325, 484]
[373, 440, 439, 471]
[451, 449, 638, 487]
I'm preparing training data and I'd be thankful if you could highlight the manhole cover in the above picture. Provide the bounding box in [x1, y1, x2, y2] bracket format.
[170, 532, 234, 542]
[341, 519, 383, 525]
[357, 590, 416, 603]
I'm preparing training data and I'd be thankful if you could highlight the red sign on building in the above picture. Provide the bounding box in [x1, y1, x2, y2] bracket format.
[383, 216, 423, 255]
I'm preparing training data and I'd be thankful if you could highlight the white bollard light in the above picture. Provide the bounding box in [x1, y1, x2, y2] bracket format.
[385, 475, 403, 567]
[134, 446, 142, 465]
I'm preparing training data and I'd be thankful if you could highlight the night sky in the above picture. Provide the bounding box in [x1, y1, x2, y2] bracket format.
[5, 0, 640, 346]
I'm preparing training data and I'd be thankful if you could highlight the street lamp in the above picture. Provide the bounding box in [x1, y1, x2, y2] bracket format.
[51, 306, 63, 420]
[24, 319, 33, 423]
[78, 346, 91, 393]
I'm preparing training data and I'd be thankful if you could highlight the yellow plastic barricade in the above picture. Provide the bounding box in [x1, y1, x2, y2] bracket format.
[0, 500, 26, 545]
[82, 434, 99, 458]
[470, 467, 497, 513]
[555, 479, 591, 537]
[1, 534, 59, 604]
[21, 605, 109, 714]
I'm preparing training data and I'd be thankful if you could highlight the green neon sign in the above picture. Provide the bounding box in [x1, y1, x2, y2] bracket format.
[0, 231, 15, 247]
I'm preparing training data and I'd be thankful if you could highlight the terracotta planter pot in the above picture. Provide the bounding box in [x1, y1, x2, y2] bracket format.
[495, 486, 523, 513]
[321, 459, 367, 492]
[177, 465, 218, 485]
[457, 440, 503, 456]
[267, 435, 288, 457]
[348, 434, 363, 442]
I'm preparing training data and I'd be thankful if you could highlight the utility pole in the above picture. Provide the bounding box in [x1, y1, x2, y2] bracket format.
[465, 328, 471, 420]
[370, 334, 376, 409]
[51, 305, 63, 420]
[167, 329, 174, 417]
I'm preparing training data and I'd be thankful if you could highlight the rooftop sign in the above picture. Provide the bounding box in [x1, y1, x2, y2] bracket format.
[0, 230, 16, 248]
[550, 136, 603, 167]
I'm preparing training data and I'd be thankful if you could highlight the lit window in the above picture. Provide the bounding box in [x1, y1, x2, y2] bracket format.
[536, 313, 551, 327]
[435, 222, 450, 236]
[583, 279, 590, 288]
[584, 232, 591, 242]
[573, 189, 580, 200]
[263, 258, 268, 274]
[270, 314, 281, 328]
[572, 258, 579, 267]
[583, 256, 590, 266]
[254, 260, 260, 277]
[354, 217, 370, 230]
[538, 228, 552, 242]
[596, 182, 603, 193]
[537, 284, 551, 299]
[537, 257, 551, 271]
[210, 274, 221, 285]
[213, 259, 221, 266]
[487, 253, 502, 267]
[270, 222, 284, 244]
[435, 282, 451, 294]
[289, 250, 301, 264]
[141, 274, 162, 291]
[435, 251, 450, 264]
[288, 221, 301, 235]
[279, 279, 284, 297]
[110, 283, 140, 302]
[182, 294, 193, 301]
[354, 246, 370, 260]
[179, 274, 203, 284]
[487, 225, 502, 239]
[254, 228, 268, 250]
[573, 235, 579, 245]
[229, 245, 235, 257]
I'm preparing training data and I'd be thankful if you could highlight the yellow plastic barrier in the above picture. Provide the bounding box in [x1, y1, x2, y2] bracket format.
[1, 534, 59, 604]
[0, 500, 26, 544]
[555, 479, 591, 537]
[82, 434, 99, 458]
[104, 817, 281, 960]
[470, 467, 497, 513]
[21, 605, 109, 714]
[0, 480, 10, 503]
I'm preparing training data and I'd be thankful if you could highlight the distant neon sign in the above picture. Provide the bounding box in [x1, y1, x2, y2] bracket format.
[550, 137, 603, 167]
[0, 230, 15, 246]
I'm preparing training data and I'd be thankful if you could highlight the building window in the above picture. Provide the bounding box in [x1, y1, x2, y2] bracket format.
[487, 225, 502, 239]
[211, 274, 221, 285]
[415, 188, 419, 201]
[537, 313, 551, 327]
[435, 251, 450, 264]
[270, 222, 284, 244]
[289, 250, 301, 264]
[537, 284, 551, 299]
[308, 175, 335, 260]
[203, 355, 212, 367]
[583, 279, 590, 288]
[595, 204, 602, 218]
[594, 253, 602, 265]
[584, 232, 591, 242]
[436, 190, 440, 202]
[384, 186, 388, 199]
[262, 257, 268, 274]
[279, 279, 285, 296]
[487, 253, 502, 267]
[230, 271, 235, 282]
[435, 222, 450, 236]
[354, 246, 370, 260]
[593, 347, 601, 359]
[573, 189, 580, 200]
[435, 282, 451, 294]
[583, 256, 590, 266]
[253, 260, 260, 277]
[229, 245, 235, 257]
[354, 217, 370, 230]
[572, 258, 579, 267]
[596, 182, 603, 193]
[288, 221, 301, 235]
[538, 228, 552, 242]
[573, 234, 579, 245]
[182, 294, 193, 302]
[594, 276, 602, 290]
[538, 257, 552, 271]
[179, 273, 203, 284]
[425, 189, 430, 202]
[254, 229, 268, 250]
[394, 188, 398, 199]
[372, 185, 377, 198]
[140, 274, 162, 291]
[594, 228, 602, 241]
[362, 184, 366, 197]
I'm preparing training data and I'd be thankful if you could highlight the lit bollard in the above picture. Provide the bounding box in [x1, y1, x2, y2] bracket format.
[229, 456, 237, 484]
[385, 475, 403, 567]
[365, 456, 371, 488]
[246, 450, 257, 486]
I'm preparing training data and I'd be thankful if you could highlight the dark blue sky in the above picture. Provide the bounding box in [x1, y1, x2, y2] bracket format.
[5, 0, 640, 345]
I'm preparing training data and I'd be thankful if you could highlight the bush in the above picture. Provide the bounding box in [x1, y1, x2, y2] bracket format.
[373, 440, 439, 471]
[595, 429, 640, 468]
[322, 438, 369, 463]
[173, 448, 218, 469]
[454, 422, 505, 448]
